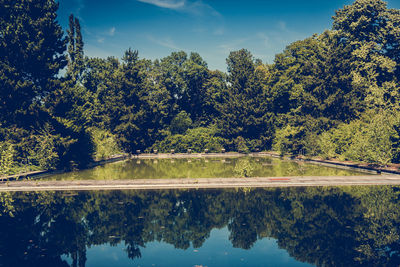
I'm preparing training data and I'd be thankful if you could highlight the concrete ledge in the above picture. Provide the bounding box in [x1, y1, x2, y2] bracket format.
[1, 175, 400, 192]
[133, 152, 244, 159]
[258, 152, 400, 175]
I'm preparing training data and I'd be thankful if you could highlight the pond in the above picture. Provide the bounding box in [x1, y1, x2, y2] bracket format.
[46, 156, 369, 181]
[1, 186, 400, 266]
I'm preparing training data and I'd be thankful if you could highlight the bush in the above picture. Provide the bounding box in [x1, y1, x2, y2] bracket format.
[346, 113, 396, 165]
[47, 117, 95, 170]
[152, 127, 228, 153]
[316, 111, 399, 165]
[29, 123, 60, 170]
[234, 158, 255, 177]
[272, 125, 303, 156]
[234, 136, 249, 153]
[317, 121, 363, 159]
[89, 128, 121, 160]
[0, 142, 16, 176]
[0, 108, 96, 171]
[170, 111, 192, 134]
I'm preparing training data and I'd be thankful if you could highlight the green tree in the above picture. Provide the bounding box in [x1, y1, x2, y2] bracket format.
[181, 52, 210, 122]
[66, 14, 84, 82]
[0, 0, 66, 126]
[170, 111, 192, 134]
[113, 49, 145, 152]
[0, 142, 16, 176]
[219, 49, 274, 150]
[333, 0, 400, 110]
[201, 70, 227, 124]
[268, 32, 361, 121]
[82, 56, 121, 128]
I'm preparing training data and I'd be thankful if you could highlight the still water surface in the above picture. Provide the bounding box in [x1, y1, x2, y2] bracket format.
[1, 186, 400, 266]
[47, 156, 368, 180]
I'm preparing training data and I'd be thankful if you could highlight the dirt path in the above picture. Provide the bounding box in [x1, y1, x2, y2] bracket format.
[1, 175, 400, 192]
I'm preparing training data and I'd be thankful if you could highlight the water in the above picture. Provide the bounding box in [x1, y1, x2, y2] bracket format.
[1, 186, 400, 267]
[46, 156, 369, 180]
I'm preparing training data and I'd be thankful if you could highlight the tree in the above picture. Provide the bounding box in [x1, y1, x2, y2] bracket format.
[267, 32, 363, 122]
[159, 51, 188, 110]
[218, 49, 274, 150]
[112, 49, 144, 152]
[157, 51, 212, 124]
[0, 0, 66, 126]
[201, 70, 227, 124]
[333, 0, 400, 110]
[0, 0, 96, 170]
[180, 52, 210, 123]
[46, 13, 90, 126]
[82, 56, 121, 128]
[67, 14, 84, 82]
[170, 111, 192, 135]
[108, 49, 170, 152]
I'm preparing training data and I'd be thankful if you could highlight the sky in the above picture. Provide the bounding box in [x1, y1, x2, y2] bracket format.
[57, 0, 400, 71]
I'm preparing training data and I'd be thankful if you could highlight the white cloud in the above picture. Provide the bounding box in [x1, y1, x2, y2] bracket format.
[97, 38, 105, 43]
[185, 1, 221, 17]
[137, 0, 185, 9]
[109, 27, 116, 36]
[147, 35, 181, 50]
[257, 32, 269, 47]
[137, 0, 221, 17]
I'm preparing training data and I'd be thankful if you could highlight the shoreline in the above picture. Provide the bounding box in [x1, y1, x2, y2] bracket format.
[2, 152, 400, 191]
[1, 175, 400, 192]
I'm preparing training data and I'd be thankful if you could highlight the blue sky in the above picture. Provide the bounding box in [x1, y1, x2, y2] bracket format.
[57, 0, 400, 71]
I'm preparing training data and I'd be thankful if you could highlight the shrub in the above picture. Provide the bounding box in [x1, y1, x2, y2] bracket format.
[170, 111, 192, 134]
[345, 113, 396, 165]
[234, 158, 255, 177]
[317, 121, 363, 159]
[234, 136, 249, 153]
[272, 125, 303, 155]
[0, 142, 16, 176]
[89, 128, 121, 160]
[29, 124, 61, 170]
[152, 127, 228, 153]
[47, 117, 94, 170]
[316, 111, 399, 165]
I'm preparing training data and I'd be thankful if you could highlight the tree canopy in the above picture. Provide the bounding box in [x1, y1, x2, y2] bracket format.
[1, 0, 400, 172]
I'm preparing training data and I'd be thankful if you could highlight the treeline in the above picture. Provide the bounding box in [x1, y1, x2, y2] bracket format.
[1, 0, 400, 173]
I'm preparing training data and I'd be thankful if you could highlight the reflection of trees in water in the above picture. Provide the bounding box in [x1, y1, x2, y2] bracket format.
[49, 156, 363, 181]
[1, 186, 400, 266]
[233, 158, 255, 177]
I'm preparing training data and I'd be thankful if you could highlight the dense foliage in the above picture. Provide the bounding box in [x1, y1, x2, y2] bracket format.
[1, 0, 400, 173]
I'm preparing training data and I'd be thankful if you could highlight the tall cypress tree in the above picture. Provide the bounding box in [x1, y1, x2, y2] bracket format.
[67, 14, 84, 82]
[67, 14, 75, 68]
